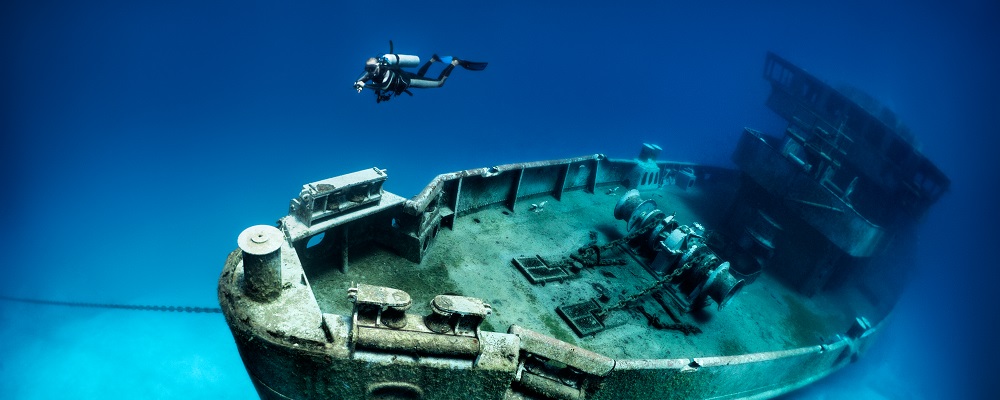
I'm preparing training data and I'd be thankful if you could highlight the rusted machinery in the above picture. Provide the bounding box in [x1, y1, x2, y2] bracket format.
[613, 189, 745, 312]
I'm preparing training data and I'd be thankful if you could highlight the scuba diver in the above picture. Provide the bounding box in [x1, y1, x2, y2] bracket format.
[354, 42, 488, 103]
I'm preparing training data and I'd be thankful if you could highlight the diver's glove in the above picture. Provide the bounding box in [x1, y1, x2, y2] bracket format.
[354, 81, 365, 93]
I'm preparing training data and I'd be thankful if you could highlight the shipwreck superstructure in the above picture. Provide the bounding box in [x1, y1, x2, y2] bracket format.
[727, 54, 948, 313]
[219, 53, 948, 399]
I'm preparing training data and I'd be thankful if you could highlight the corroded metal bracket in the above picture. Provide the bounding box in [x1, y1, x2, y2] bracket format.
[347, 284, 493, 359]
[348, 283, 412, 329]
[290, 167, 387, 228]
[425, 294, 492, 335]
[509, 325, 614, 400]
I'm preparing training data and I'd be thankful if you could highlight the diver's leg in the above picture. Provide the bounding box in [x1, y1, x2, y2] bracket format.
[430, 58, 486, 81]
[406, 61, 456, 88]
[433, 62, 457, 81]
[416, 54, 442, 77]
[406, 77, 446, 88]
[399, 70, 440, 88]
[416, 61, 433, 77]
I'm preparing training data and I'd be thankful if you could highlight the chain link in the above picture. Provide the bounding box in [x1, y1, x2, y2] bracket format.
[567, 221, 657, 270]
[599, 221, 655, 252]
[595, 258, 695, 318]
[564, 215, 703, 320]
[573, 214, 707, 335]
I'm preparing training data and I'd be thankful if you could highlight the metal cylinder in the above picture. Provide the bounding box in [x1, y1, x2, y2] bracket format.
[238, 225, 284, 302]
[614, 189, 660, 233]
[614, 189, 643, 221]
[354, 326, 481, 357]
[518, 372, 584, 400]
[380, 54, 420, 68]
[705, 262, 745, 311]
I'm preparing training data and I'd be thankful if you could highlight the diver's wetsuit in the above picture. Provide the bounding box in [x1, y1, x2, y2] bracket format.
[355, 54, 485, 103]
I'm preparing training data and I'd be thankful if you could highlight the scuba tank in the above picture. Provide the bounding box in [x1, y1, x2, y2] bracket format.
[379, 54, 420, 68]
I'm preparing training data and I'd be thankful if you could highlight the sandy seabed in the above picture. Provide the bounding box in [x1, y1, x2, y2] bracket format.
[0, 300, 256, 399]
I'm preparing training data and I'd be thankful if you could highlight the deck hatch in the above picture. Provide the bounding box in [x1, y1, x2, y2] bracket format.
[556, 300, 605, 337]
[512, 256, 570, 284]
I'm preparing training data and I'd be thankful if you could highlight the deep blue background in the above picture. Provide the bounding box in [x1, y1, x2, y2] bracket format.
[2, 1, 997, 398]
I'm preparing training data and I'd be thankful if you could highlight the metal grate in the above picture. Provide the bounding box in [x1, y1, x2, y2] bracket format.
[557, 300, 606, 337]
[512, 255, 569, 284]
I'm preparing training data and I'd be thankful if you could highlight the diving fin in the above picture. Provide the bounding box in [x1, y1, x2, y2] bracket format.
[457, 60, 488, 71]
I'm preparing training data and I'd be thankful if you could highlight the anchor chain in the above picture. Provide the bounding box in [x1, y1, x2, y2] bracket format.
[595, 258, 696, 319]
[571, 221, 657, 268]
[0, 295, 222, 314]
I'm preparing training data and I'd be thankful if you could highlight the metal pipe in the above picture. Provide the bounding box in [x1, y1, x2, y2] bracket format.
[354, 326, 480, 357]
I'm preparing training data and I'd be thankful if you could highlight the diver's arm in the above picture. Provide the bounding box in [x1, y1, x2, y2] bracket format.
[354, 71, 372, 92]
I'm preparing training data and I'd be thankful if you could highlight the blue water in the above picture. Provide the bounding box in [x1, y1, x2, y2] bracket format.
[2, 1, 997, 398]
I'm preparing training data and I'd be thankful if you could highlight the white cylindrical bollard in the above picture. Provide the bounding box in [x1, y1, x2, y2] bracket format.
[238, 225, 284, 302]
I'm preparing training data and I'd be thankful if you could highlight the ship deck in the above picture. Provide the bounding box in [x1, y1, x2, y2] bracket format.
[303, 178, 876, 360]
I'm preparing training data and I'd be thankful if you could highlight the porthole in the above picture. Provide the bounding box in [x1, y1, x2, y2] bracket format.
[368, 382, 423, 400]
[306, 232, 324, 248]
